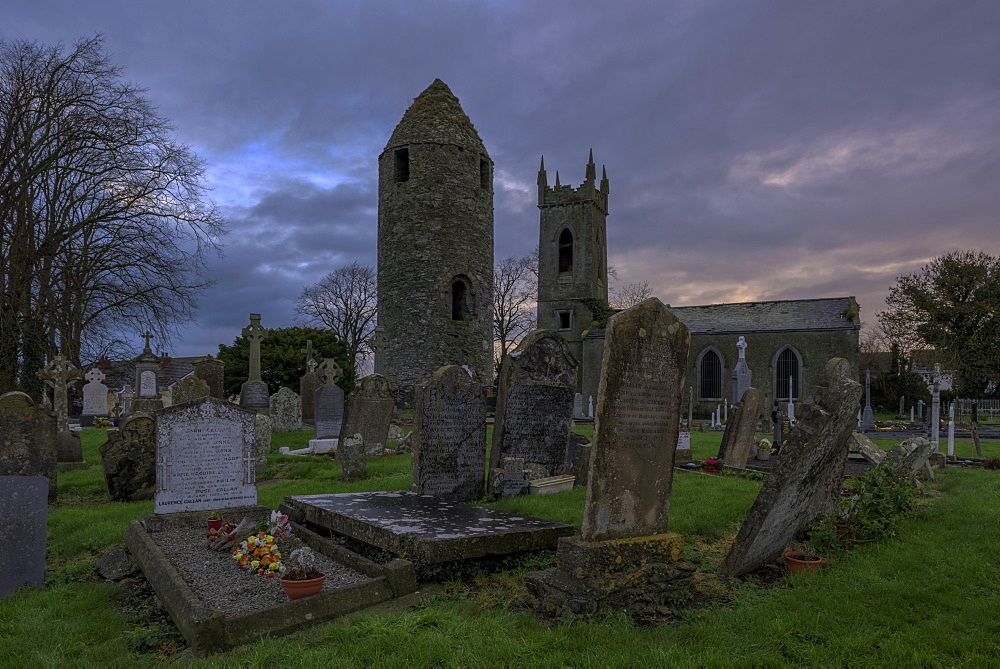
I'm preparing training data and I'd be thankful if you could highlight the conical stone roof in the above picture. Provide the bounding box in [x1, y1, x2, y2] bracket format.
[384, 79, 487, 156]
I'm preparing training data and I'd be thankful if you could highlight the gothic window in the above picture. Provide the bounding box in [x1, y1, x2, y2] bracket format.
[775, 346, 801, 400]
[394, 148, 409, 182]
[699, 349, 723, 399]
[558, 228, 573, 273]
[451, 276, 472, 320]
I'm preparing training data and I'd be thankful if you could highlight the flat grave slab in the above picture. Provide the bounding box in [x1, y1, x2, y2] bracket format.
[283, 491, 575, 564]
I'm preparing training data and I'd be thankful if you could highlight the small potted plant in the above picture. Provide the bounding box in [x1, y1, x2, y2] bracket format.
[279, 547, 326, 599]
[701, 458, 723, 473]
[784, 551, 822, 574]
[207, 510, 223, 533]
[756, 439, 773, 461]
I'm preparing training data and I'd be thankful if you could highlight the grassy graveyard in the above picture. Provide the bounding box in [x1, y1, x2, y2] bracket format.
[3, 427, 999, 665]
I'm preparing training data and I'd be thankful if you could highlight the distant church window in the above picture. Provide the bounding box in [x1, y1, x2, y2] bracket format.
[480, 158, 490, 190]
[775, 347, 800, 400]
[558, 229, 573, 273]
[557, 310, 572, 331]
[699, 349, 723, 399]
[451, 276, 473, 320]
[394, 148, 409, 182]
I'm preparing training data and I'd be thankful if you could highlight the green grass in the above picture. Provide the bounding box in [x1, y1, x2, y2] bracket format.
[4, 427, 1000, 665]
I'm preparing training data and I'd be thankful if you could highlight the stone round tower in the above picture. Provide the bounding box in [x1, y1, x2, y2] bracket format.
[375, 79, 494, 393]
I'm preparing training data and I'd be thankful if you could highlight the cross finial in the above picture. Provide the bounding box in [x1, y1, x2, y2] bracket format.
[142, 332, 153, 351]
[301, 339, 317, 368]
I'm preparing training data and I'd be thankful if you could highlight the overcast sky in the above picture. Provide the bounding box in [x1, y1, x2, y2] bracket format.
[5, 1, 999, 357]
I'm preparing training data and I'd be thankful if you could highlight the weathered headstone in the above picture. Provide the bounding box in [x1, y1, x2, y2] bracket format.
[36, 354, 82, 431]
[171, 374, 211, 406]
[411, 365, 487, 502]
[881, 437, 935, 481]
[192, 357, 225, 399]
[720, 358, 862, 577]
[0, 476, 48, 597]
[339, 433, 366, 482]
[270, 387, 302, 433]
[314, 358, 345, 439]
[573, 392, 587, 420]
[239, 313, 270, 409]
[100, 413, 156, 502]
[341, 374, 395, 457]
[132, 333, 164, 414]
[733, 336, 752, 404]
[82, 367, 110, 417]
[254, 412, 271, 468]
[490, 457, 530, 497]
[489, 331, 577, 494]
[718, 387, 761, 468]
[0, 392, 58, 501]
[850, 432, 886, 465]
[154, 397, 256, 513]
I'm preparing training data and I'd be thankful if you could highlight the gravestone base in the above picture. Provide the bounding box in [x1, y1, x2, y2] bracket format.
[675, 448, 692, 461]
[523, 534, 694, 619]
[309, 439, 337, 454]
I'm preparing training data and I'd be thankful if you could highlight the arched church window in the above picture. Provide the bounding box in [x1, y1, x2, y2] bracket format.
[558, 228, 573, 273]
[699, 349, 723, 399]
[451, 276, 472, 320]
[775, 347, 800, 400]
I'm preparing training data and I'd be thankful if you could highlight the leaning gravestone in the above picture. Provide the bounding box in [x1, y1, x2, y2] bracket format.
[270, 387, 302, 433]
[489, 331, 577, 494]
[0, 392, 58, 501]
[718, 387, 761, 468]
[100, 413, 156, 502]
[720, 358, 862, 577]
[411, 365, 487, 503]
[0, 476, 48, 597]
[850, 432, 886, 465]
[82, 367, 110, 418]
[171, 374, 211, 406]
[524, 299, 693, 617]
[341, 374, 395, 457]
[154, 397, 257, 513]
[881, 437, 935, 481]
[314, 358, 345, 439]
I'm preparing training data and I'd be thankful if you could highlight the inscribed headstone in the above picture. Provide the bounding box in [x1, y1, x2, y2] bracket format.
[171, 374, 211, 406]
[0, 392, 58, 501]
[270, 387, 302, 433]
[489, 330, 577, 493]
[154, 397, 256, 513]
[718, 387, 760, 468]
[411, 365, 487, 502]
[573, 393, 586, 420]
[341, 374, 394, 457]
[720, 358, 862, 577]
[314, 358, 345, 439]
[339, 433, 366, 482]
[582, 298, 690, 541]
[100, 413, 156, 502]
[82, 367, 110, 416]
[490, 457, 530, 497]
[239, 313, 270, 409]
[0, 476, 48, 597]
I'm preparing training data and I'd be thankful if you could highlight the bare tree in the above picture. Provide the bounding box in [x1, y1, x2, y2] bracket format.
[493, 251, 537, 378]
[0, 35, 224, 393]
[610, 279, 653, 310]
[294, 261, 377, 368]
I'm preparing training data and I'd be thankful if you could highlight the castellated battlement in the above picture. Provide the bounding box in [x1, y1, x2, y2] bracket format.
[539, 182, 609, 214]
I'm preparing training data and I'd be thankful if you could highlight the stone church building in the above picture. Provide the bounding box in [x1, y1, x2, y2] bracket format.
[375, 80, 860, 416]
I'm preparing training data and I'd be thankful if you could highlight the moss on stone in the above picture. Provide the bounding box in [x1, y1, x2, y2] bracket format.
[385, 79, 487, 154]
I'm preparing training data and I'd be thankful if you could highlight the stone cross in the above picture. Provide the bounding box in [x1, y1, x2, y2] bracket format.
[930, 363, 941, 449]
[142, 332, 153, 351]
[301, 339, 317, 370]
[317, 358, 343, 386]
[737, 336, 747, 359]
[242, 314, 268, 382]
[371, 326, 387, 355]
[36, 355, 82, 430]
[84, 367, 106, 384]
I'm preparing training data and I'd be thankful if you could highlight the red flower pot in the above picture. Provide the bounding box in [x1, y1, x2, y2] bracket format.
[207, 518, 223, 531]
[279, 573, 327, 600]
[784, 552, 822, 574]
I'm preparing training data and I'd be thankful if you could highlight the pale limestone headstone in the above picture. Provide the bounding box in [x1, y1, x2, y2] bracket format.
[341, 374, 394, 456]
[490, 331, 577, 494]
[171, 374, 211, 406]
[0, 392, 57, 501]
[411, 365, 487, 503]
[270, 387, 302, 433]
[100, 413, 156, 502]
[154, 397, 256, 513]
[0, 476, 48, 597]
[82, 367, 109, 416]
[583, 298, 690, 541]
[718, 387, 761, 469]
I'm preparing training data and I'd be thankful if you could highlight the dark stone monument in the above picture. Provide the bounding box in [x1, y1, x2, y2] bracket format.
[300, 339, 319, 422]
[339, 433, 366, 483]
[192, 357, 225, 399]
[0, 392, 57, 501]
[239, 314, 270, 409]
[0, 476, 48, 597]
[489, 331, 577, 494]
[720, 358, 862, 577]
[411, 365, 487, 503]
[314, 358, 345, 439]
[718, 387, 761, 468]
[524, 299, 694, 618]
[341, 374, 395, 457]
[99, 413, 156, 502]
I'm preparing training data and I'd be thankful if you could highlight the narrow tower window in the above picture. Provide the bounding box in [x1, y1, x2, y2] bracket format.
[451, 277, 470, 320]
[557, 310, 572, 330]
[480, 158, 490, 190]
[558, 228, 574, 273]
[394, 148, 410, 182]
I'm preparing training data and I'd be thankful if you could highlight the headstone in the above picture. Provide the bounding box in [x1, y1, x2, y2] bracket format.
[57, 430, 86, 470]
[483, 385, 498, 414]
[947, 403, 955, 456]
[117, 385, 136, 416]
[341, 374, 395, 457]
[339, 433, 366, 482]
[239, 313, 270, 409]
[489, 331, 577, 494]
[254, 413, 271, 467]
[718, 387, 761, 469]
[153, 397, 256, 513]
[270, 387, 302, 433]
[411, 365, 487, 502]
[676, 430, 692, 460]
[36, 354, 82, 431]
[82, 367, 110, 417]
[0, 392, 57, 501]
[881, 437, 936, 481]
[132, 332, 163, 414]
[192, 357, 225, 399]
[171, 374, 211, 406]
[490, 457, 530, 497]
[587, 395, 593, 418]
[860, 369, 876, 431]
[99, 413, 156, 502]
[930, 364, 941, 449]
[573, 393, 587, 420]
[850, 432, 886, 465]
[733, 336, 752, 404]
[0, 476, 48, 597]
[314, 359, 345, 439]
[720, 358, 862, 577]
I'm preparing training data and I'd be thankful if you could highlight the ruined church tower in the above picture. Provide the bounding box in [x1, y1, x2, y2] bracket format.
[375, 79, 494, 392]
[535, 152, 609, 392]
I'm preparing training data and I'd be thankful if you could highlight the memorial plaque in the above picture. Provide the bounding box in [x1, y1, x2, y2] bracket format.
[341, 374, 394, 457]
[239, 380, 270, 408]
[411, 365, 487, 503]
[154, 397, 256, 513]
[314, 384, 345, 439]
[0, 392, 57, 501]
[1, 476, 48, 597]
[582, 299, 690, 542]
[100, 414, 156, 502]
[140, 370, 156, 397]
[490, 457, 530, 497]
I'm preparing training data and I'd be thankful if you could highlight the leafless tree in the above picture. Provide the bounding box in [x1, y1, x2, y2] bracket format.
[0, 35, 225, 393]
[493, 251, 537, 378]
[294, 261, 377, 368]
[610, 279, 653, 310]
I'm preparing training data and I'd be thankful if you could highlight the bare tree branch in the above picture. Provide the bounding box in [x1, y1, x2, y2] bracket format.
[294, 261, 377, 370]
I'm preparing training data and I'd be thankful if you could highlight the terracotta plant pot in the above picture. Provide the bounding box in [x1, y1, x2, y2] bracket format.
[784, 552, 822, 574]
[279, 573, 327, 600]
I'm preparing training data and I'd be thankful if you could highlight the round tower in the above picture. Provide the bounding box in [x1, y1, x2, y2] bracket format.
[376, 79, 494, 393]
